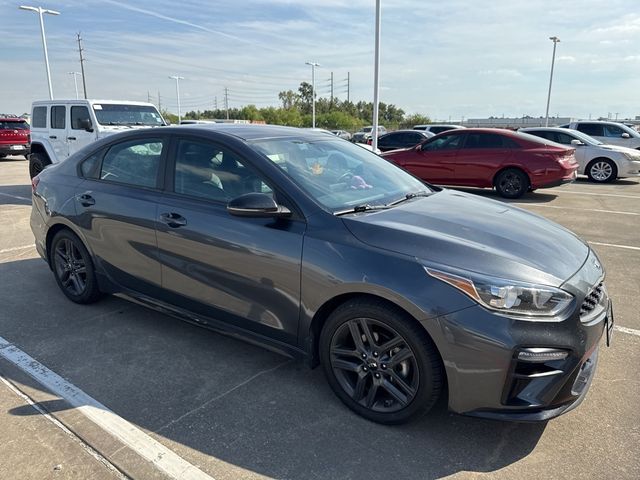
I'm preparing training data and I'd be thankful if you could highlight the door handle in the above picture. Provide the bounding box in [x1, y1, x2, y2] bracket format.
[160, 212, 187, 228]
[78, 193, 95, 207]
[49, 135, 57, 139]
[67, 136, 77, 140]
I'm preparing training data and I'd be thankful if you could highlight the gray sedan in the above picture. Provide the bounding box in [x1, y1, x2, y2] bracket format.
[30, 124, 612, 424]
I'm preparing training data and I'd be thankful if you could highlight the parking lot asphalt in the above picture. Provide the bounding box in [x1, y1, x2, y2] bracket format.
[1, 155, 639, 480]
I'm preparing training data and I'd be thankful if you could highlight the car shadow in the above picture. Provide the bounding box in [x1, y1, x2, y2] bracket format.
[448, 186, 558, 204]
[0, 184, 31, 206]
[1, 258, 546, 479]
[573, 177, 639, 186]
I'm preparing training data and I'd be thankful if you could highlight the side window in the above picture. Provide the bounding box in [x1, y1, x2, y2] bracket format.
[463, 133, 505, 149]
[32, 107, 47, 128]
[422, 134, 462, 151]
[604, 125, 624, 137]
[51, 106, 66, 129]
[100, 138, 163, 188]
[529, 131, 552, 141]
[554, 132, 575, 145]
[174, 139, 272, 202]
[377, 135, 391, 147]
[71, 106, 91, 130]
[80, 151, 103, 179]
[577, 123, 604, 136]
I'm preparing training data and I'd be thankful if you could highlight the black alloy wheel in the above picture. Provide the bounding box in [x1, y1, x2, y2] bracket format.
[51, 230, 102, 304]
[29, 153, 50, 179]
[495, 168, 529, 198]
[320, 300, 443, 424]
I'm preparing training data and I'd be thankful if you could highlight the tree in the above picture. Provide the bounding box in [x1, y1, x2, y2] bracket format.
[298, 81, 313, 114]
[400, 113, 431, 129]
[278, 90, 298, 110]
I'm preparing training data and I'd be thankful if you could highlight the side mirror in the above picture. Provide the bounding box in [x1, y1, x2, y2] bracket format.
[79, 118, 94, 132]
[621, 132, 631, 138]
[227, 193, 291, 218]
[570, 139, 584, 146]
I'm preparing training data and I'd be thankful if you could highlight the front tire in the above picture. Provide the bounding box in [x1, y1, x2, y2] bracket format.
[29, 152, 51, 179]
[494, 168, 529, 198]
[319, 299, 443, 424]
[586, 158, 617, 183]
[51, 230, 102, 304]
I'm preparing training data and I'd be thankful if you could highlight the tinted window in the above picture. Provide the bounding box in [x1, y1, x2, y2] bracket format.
[174, 139, 271, 202]
[554, 132, 578, 145]
[80, 151, 103, 179]
[0, 120, 29, 130]
[100, 138, 163, 188]
[429, 126, 452, 134]
[462, 133, 508, 149]
[576, 123, 604, 136]
[422, 133, 463, 151]
[32, 107, 47, 128]
[51, 106, 65, 129]
[604, 125, 624, 137]
[527, 131, 553, 141]
[71, 106, 91, 130]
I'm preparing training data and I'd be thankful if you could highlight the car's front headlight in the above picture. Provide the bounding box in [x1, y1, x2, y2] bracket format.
[425, 267, 574, 320]
[623, 152, 640, 161]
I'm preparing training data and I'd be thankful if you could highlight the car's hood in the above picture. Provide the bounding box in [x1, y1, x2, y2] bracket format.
[342, 189, 589, 287]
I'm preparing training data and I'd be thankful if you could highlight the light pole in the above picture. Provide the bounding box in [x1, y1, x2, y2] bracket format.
[68, 72, 81, 99]
[19, 5, 60, 100]
[305, 62, 320, 128]
[169, 75, 184, 124]
[544, 36, 560, 127]
[371, 0, 382, 151]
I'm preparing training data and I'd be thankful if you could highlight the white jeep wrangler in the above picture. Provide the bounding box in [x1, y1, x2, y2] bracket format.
[28, 99, 166, 178]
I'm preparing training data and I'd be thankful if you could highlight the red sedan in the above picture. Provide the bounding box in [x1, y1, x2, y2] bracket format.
[381, 128, 578, 198]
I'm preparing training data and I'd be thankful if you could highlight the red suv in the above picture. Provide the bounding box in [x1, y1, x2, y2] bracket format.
[0, 116, 30, 159]
[382, 128, 578, 198]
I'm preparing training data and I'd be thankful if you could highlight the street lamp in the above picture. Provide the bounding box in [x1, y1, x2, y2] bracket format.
[371, 0, 382, 151]
[169, 75, 184, 124]
[68, 72, 82, 99]
[544, 36, 560, 127]
[305, 62, 320, 128]
[19, 5, 60, 100]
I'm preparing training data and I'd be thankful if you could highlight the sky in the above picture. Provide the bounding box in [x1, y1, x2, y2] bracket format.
[1, 0, 639, 121]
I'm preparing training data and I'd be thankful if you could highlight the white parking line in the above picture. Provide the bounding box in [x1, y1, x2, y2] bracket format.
[0, 336, 215, 480]
[614, 325, 640, 337]
[555, 190, 640, 200]
[515, 204, 640, 216]
[589, 241, 640, 252]
[0, 192, 31, 201]
[0, 244, 35, 254]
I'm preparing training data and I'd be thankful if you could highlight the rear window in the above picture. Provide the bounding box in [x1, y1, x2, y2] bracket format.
[32, 107, 47, 128]
[0, 120, 29, 130]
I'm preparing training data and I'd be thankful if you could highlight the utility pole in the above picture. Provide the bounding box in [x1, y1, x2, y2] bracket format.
[169, 75, 184, 123]
[157, 91, 161, 111]
[147, 91, 151, 103]
[305, 62, 320, 128]
[330, 71, 334, 105]
[224, 87, 229, 120]
[68, 72, 81, 99]
[544, 36, 560, 127]
[371, 0, 382, 151]
[214, 96, 218, 110]
[347, 72, 350, 103]
[77, 32, 87, 98]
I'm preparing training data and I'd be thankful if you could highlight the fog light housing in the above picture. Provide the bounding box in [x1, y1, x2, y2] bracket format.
[517, 348, 569, 363]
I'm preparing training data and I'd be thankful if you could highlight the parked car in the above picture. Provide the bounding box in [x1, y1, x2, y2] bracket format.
[382, 128, 578, 198]
[370, 129, 434, 152]
[31, 125, 611, 424]
[521, 127, 640, 182]
[0, 115, 30, 159]
[331, 130, 352, 141]
[352, 125, 387, 144]
[29, 99, 166, 178]
[413, 124, 465, 134]
[560, 121, 640, 150]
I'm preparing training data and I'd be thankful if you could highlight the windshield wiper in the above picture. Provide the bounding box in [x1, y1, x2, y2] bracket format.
[386, 190, 432, 206]
[334, 204, 391, 216]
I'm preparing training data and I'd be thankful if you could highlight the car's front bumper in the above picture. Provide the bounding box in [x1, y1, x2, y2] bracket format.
[619, 159, 640, 177]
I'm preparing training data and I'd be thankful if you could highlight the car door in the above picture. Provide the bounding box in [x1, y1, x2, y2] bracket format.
[49, 105, 69, 160]
[74, 135, 166, 296]
[398, 132, 463, 184]
[155, 136, 305, 345]
[69, 105, 98, 153]
[452, 133, 514, 186]
[603, 124, 636, 147]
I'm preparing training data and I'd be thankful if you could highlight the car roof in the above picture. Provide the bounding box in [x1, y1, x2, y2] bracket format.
[167, 123, 338, 141]
[0, 117, 27, 121]
[520, 127, 574, 132]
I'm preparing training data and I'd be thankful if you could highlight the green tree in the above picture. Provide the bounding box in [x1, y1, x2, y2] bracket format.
[400, 113, 431, 129]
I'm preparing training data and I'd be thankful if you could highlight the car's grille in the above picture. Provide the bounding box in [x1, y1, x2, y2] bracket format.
[580, 282, 605, 318]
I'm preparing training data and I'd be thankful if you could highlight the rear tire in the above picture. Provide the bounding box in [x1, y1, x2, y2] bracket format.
[586, 158, 617, 183]
[494, 168, 529, 198]
[29, 152, 51, 179]
[51, 230, 102, 304]
[319, 299, 443, 424]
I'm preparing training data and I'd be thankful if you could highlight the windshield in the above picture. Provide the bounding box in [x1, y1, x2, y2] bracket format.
[0, 120, 29, 130]
[249, 138, 430, 212]
[92, 104, 164, 126]
[362, 127, 372, 133]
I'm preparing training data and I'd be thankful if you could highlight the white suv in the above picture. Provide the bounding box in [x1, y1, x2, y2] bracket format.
[521, 127, 640, 182]
[29, 99, 165, 178]
[561, 121, 640, 150]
